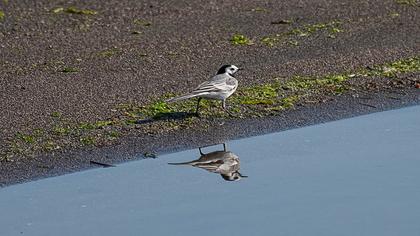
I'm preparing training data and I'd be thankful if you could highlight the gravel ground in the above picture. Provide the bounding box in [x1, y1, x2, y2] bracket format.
[0, 0, 419, 186]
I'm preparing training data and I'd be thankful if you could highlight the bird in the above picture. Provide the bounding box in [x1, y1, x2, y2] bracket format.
[165, 65, 241, 116]
[168, 143, 247, 181]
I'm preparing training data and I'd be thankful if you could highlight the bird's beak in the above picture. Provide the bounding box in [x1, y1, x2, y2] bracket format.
[238, 68, 244, 71]
[239, 173, 248, 178]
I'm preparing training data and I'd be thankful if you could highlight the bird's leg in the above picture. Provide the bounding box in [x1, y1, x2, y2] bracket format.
[222, 99, 235, 117]
[199, 147, 204, 155]
[222, 143, 227, 151]
[195, 97, 202, 117]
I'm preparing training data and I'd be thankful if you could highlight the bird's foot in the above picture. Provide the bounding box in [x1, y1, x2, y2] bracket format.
[225, 110, 236, 118]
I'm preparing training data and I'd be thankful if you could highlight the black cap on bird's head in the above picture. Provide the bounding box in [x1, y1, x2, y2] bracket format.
[221, 171, 248, 181]
[216, 65, 241, 76]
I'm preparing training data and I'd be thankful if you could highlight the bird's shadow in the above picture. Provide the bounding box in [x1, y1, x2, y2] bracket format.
[135, 111, 197, 125]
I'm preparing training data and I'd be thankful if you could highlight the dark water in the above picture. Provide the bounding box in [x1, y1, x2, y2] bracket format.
[1, 106, 420, 236]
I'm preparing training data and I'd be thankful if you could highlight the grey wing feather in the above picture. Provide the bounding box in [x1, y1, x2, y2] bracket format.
[166, 74, 237, 102]
[192, 76, 236, 94]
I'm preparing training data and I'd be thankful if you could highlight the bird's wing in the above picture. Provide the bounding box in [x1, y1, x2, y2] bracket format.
[192, 76, 236, 94]
[191, 160, 224, 173]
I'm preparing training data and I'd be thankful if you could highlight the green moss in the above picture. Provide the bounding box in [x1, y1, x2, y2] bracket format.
[288, 40, 299, 46]
[250, 7, 268, 12]
[51, 7, 64, 13]
[281, 96, 300, 108]
[80, 136, 96, 146]
[125, 119, 137, 125]
[106, 131, 120, 140]
[261, 36, 281, 47]
[0, 10, 5, 21]
[395, 0, 418, 6]
[53, 126, 71, 135]
[390, 12, 400, 18]
[61, 67, 79, 73]
[78, 120, 113, 130]
[98, 48, 120, 58]
[231, 34, 253, 46]
[147, 101, 173, 115]
[9, 141, 24, 155]
[78, 122, 96, 130]
[133, 19, 151, 26]
[43, 140, 60, 151]
[94, 120, 114, 128]
[138, 100, 194, 119]
[261, 20, 343, 47]
[359, 57, 420, 78]
[291, 21, 343, 38]
[283, 74, 350, 93]
[64, 7, 97, 15]
[237, 83, 279, 105]
[383, 57, 420, 75]
[328, 27, 343, 38]
[52, 6, 97, 15]
[51, 111, 62, 118]
[16, 132, 36, 144]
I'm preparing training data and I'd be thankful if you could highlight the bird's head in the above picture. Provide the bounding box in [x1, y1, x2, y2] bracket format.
[216, 65, 242, 76]
[221, 171, 248, 181]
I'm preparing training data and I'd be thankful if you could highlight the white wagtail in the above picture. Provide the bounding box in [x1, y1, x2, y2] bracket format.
[165, 65, 241, 115]
[168, 143, 247, 181]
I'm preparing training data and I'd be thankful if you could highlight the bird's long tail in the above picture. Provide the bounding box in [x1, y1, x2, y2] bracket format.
[168, 161, 194, 165]
[165, 93, 199, 103]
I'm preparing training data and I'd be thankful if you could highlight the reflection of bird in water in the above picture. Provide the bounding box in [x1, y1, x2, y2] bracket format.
[169, 143, 247, 181]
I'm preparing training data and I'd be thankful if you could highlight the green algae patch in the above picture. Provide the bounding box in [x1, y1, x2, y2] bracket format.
[61, 67, 79, 73]
[51, 7, 64, 13]
[51, 111, 62, 118]
[231, 34, 253, 46]
[261, 35, 283, 47]
[250, 7, 268, 12]
[80, 136, 96, 146]
[358, 57, 420, 78]
[261, 20, 343, 47]
[0, 10, 5, 21]
[236, 83, 280, 105]
[52, 7, 98, 15]
[98, 48, 121, 58]
[390, 12, 400, 18]
[79, 120, 114, 130]
[134, 19, 152, 26]
[16, 132, 36, 144]
[53, 125, 71, 136]
[395, 0, 419, 6]
[284, 74, 349, 91]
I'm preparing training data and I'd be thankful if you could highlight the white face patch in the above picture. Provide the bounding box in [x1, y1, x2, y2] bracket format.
[228, 65, 239, 75]
[230, 65, 239, 71]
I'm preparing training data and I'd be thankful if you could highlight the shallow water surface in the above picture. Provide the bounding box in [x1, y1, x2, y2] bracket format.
[1, 106, 420, 236]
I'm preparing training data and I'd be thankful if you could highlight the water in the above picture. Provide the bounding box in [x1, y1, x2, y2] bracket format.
[1, 106, 420, 236]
